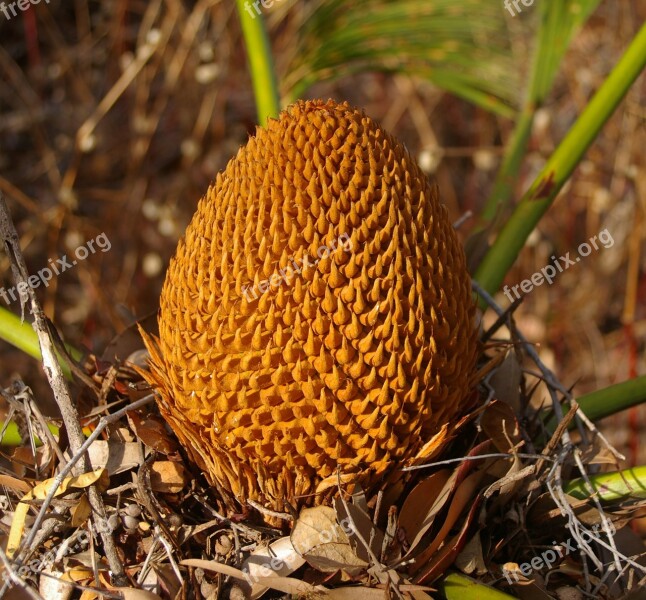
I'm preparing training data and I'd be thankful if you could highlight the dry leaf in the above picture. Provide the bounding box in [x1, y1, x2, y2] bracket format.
[61, 566, 95, 583]
[40, 565, 94, 600]
[454, 532, 487, 575]
[521, 583, 565, 599]
[398, 469, 452, 550]
[414, 492, 483, 583]
[180, 558, 246, 579]
[526, 492, 630, 531]
[411, 469, 485, 569]
[243, 536, 306, 599]
[411, 424, 451, 462]
[321, 585, 432, 600]
[401, 441, 493, 562]
[87, 440, 144, 475]
[326, 586, 391, 599]
[407, 592, 434, 600]
[480, 400, 522, 454]
[334, 497, 383, 564]
[488, 350, 522, 412]
[63, 550, 108, 571]
[70, 494, 92, 527]
[150, 563, 183, 600]
[101, 312, 158, 363]
[0, 474, 31, 494]
[115, 589, 164, 600]
[291, 506, 368, 572]
[11, 446, 45, 479]
[149, 461, 188, 493]
[484, 464, 535, 499]
[350, 483, 369, 513]
[180, 559, 321, 596]
[39, 568, 74, 600]
[481, 401, 527, 499]
[6, 468, 107, 558]
[127, 412, 178, 454]
[253, 576, 320, 596]
[579, 443, 619, 466]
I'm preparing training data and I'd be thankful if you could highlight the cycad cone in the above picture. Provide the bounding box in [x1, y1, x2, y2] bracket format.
[142, 99, 479, 512]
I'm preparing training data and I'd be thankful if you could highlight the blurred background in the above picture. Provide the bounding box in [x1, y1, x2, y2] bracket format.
[0, 1, 644, 463]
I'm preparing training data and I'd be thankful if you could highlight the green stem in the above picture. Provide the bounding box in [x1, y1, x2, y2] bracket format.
[0, 306, 42, 361]
[480, 1, 601, 224]
[565, 467, 646, 502]
[543, 375, 646, 432]
[0, 305, 81, 380]
[474, 22, 646, 304]
[480, 104, 535, 223]
[440, 573, 519, 600]
[577, 376, 646, 422]
[235, 0, 281, 125]
[0, 421, 60, 446]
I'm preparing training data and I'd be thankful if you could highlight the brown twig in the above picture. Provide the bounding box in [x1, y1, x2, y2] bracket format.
[335, 470, 405, 600]
[473, 281, 622, 459]
[136, 452, 182, 552]
[0, 194, 127, 586]
[246, 499, 293, 522]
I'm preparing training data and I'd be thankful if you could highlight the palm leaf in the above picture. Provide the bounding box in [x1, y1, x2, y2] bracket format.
[282, 0, 519, 117]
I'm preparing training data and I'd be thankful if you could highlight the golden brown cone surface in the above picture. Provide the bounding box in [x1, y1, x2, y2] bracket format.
[142, 99, 479, 511]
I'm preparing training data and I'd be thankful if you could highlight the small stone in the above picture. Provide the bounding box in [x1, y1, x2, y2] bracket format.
[107, 514, 120, 532]
[125, 503, 141, 518]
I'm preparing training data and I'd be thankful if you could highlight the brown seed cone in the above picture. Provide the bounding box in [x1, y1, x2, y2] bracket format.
[141, 99, 479, 512]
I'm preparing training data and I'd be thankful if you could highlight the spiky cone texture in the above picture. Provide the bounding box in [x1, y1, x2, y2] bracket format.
[141, 99, 479, 513]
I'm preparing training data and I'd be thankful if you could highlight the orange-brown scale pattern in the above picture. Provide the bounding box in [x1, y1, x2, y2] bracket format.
[142, 99, 479, 510]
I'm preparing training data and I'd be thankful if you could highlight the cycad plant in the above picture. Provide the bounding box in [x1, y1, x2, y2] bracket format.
[0, 1, 644, 598]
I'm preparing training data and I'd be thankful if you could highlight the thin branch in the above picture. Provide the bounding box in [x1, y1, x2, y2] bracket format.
[402, 452, 554, 472]
[246, 499, 293, 521]
[473, 279, 642, 588]
[0, 545, 45, 600]
[336, 470, 405, 600]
